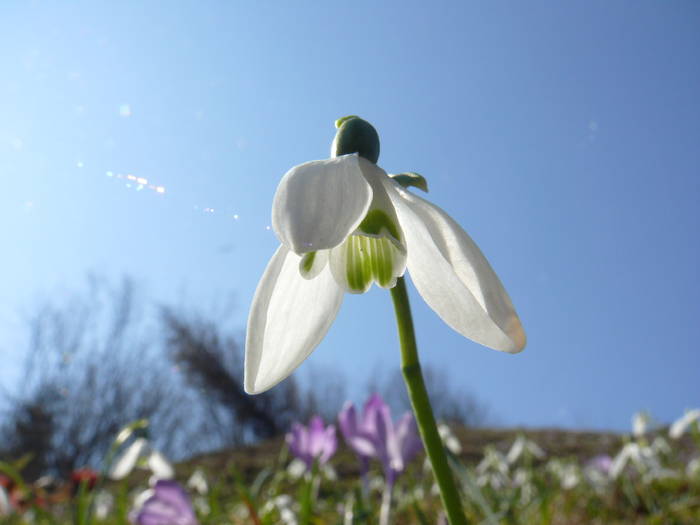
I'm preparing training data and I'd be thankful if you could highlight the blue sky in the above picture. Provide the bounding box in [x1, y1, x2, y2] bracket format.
[1, 2, 698, 431]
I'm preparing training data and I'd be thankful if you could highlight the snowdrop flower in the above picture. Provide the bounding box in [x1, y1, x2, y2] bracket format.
[512, 468, 537, 504]
[669, 409, 700, 439]
[262, 495, 297, 525]
[130, 480, 198, 525]
[186, 469, 208, 496]
[632, 411, 652, 438]
[94, 491, 114, 520]
[506, 435, 545, 465]
[286, 416, 337, 472]
[650, 436, 671, 456]
[109, 437, 174, 481]
[186, 469, 210, 515]
[423, 423, 462, 474]
[609, 442, 672, 482]
[546, 459, 580, 490]
[245, 116, 525, 393]
[437, 423, 462, 455]
[476, 447, 509, 489]
[609, 443, 642, 479]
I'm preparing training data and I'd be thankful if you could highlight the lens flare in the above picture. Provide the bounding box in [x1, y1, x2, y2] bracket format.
[105, 170, 166, 196]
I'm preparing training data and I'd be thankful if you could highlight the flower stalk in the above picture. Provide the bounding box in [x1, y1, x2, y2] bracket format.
[379, 482, 393, 525]
[390, 277, 467, 525]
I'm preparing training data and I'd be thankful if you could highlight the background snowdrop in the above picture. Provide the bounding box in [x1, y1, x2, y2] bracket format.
[108, 437, 174, 481]
[669, 409, 700, 439]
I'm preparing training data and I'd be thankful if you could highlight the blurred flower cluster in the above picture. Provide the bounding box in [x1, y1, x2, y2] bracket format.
[0, 407, 698, 524]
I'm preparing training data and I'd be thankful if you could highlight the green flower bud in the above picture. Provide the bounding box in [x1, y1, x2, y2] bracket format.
[331, 116, 380, 164]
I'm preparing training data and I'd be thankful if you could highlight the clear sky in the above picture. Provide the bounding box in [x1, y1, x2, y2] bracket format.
[1, 1, 698, 431]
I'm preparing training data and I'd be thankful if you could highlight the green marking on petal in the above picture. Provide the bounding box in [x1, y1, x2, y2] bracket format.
[336, 233, 404, 293]
[299, 250, 329, 280]
[301, 251, 316, 274]
[377, 237, 393, 287]
[344, 236, 371, 293]
[358, 209, 401, 241]
[390, 172, 429, 193]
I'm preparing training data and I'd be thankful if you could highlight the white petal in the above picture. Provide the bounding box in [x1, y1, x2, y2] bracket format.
[272, 155, 373, 254]
[355, 157, 403, 242]
[245, 245, 344, 393]
[386, 184, 526, 353]
[109, 437, 148, 480]
[148, 449, 174, 479]
[669, 409, 700, 439]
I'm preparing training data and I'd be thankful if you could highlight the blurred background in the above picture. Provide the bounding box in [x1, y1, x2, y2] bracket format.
[1, 1, 699, 471]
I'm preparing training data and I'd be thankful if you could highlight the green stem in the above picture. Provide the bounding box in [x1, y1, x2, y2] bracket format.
[390, 277, 468, 525]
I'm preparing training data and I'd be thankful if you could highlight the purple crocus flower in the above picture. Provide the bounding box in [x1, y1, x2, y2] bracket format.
[586, 454, 613, 476]
[340, 394, 422, 486]
[131, 480, 199, 525]
[338, 394, 386, 472]
[286, 415, 337, 471]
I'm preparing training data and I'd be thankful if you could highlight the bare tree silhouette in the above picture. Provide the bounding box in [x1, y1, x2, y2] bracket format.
[0, 277, 211, 478]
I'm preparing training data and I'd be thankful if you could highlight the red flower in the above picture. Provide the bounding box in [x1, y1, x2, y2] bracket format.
[70, 468, 99, 494]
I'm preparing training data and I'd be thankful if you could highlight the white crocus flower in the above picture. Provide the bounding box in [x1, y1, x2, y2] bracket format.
[245, 147, 525, 394]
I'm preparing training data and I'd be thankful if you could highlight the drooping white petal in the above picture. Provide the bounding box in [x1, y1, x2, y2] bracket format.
[327, 158, 408, 294]
[245, 245, 344, 394]
[355, 157, 403, 242]
[669, 409, 700, 439]
[109, 437, 148, 480]
[148, 449, 175, 479]
[386, 183, 526, 353]
[272, 155, 373, 254]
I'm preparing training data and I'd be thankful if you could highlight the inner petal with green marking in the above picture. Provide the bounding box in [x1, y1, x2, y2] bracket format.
[328, 232, 406, 294]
